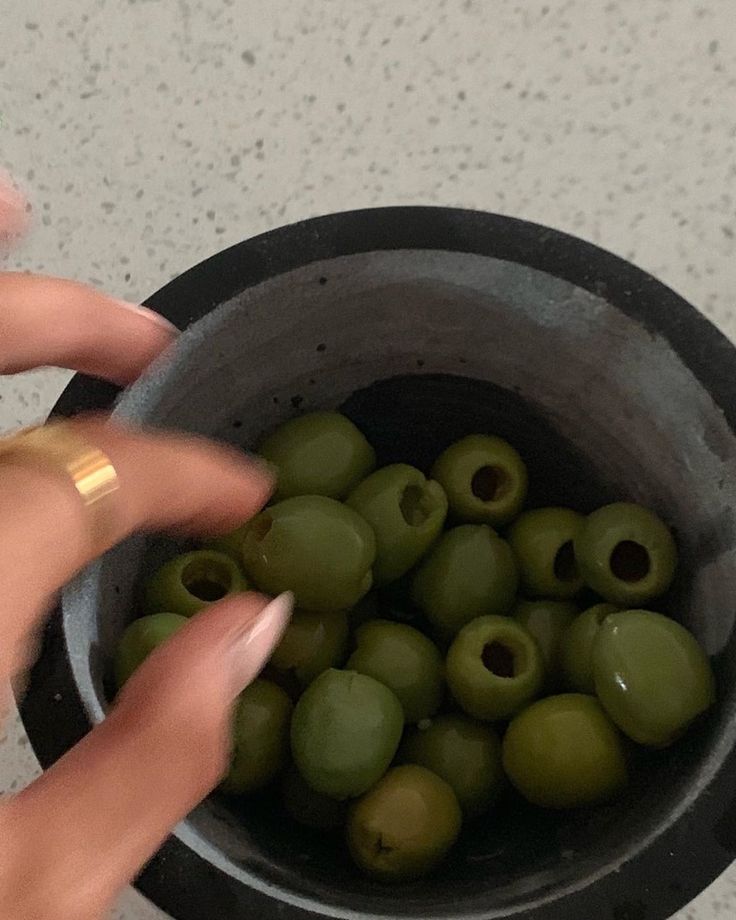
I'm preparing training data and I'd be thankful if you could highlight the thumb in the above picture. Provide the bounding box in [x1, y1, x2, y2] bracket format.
[0, 592, 292, 920]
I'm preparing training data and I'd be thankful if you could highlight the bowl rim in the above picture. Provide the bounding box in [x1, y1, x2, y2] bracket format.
[19, 206, 736, 920]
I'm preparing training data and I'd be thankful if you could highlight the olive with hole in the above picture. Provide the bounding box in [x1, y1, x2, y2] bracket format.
[446, 615, 544, 720]
[400, 715, 504, 816]
[346, 619, 444, 723]
[281, 767, 348, 830]
[114, 612, 188, 688]
[242, 495, 376, 612]
[412, 525, 519, 637]
[258, 411, 376, 500]
[291, 669, 404, 799]
[574, 502, 677, 605]
[222, 678, 293, 794]
[593, 610, 716, 747]
[347, 765, 462, 881]
[431, 434, 528, 526]
[508, 507, 585, 599]
[513, 599, 578, 689]
[559, 603, 619, 693]
[502, 694, 628, 809]
[269, 609, 349, 689]
[144, 550, 247, 618]
[203, 522, 251, 564]
[346, 464, 448, 584]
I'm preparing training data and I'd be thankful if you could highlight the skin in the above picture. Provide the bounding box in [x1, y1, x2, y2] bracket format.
[593, 610, 716, 747]
[258, 411, 376, 500]
[347, 765, 462, 880]
[346, 463, 448, 584]
[346, 619, 444, 723]
[503, 694, 628, 809]
[0, 177, 295, 920]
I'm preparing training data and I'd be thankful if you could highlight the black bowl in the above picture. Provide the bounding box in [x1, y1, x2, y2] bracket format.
[21, 207, 736, 920]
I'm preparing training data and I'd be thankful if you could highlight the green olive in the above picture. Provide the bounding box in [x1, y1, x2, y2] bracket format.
[346, 619, 444, 723]
[559, 603, 619, 693]
[144, 550, 247, 618]
[593, 610, 716, 747]
[222, 679, 293, 794]
[347, 765, 462, 880]
[446, 615, 544, 720]
[346, 464, 447, 585]
[258, 411, 376, 500]
[269, 609, 349, 688]
[242, 496, 376, 612]
[431, 434, 527, 526]
[502, 694, 628, 809]
[412, 525, 519, 637]
[114, 613, 188, 688]
[513, 599, 578, 689]
[281, 767, 348, 830]
[291, 669, 404, 799]
[508, 507, 585, 598]
[400, 715, 504, 816]
[574, 503, 677, 605]
[202, 522, 251, 564]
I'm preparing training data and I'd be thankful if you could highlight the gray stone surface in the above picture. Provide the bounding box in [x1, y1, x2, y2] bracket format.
[1, 1, 736, 917]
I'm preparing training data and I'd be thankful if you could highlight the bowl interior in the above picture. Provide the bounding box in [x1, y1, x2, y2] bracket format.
[62, 248, 736, 918]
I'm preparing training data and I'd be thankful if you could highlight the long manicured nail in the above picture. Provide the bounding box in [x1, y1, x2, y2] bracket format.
[112, 298, 179, 335]
[229, 592, 293, 694]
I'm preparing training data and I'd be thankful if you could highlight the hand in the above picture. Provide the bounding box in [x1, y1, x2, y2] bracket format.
[0, 171, 292, 919]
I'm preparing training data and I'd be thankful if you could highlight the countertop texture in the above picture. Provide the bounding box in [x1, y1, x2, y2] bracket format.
[1, 1, 735, 917]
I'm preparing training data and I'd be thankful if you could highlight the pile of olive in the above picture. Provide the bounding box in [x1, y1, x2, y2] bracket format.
[115, 412, 716, 881]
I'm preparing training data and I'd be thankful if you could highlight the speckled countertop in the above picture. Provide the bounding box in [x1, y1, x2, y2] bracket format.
[1, 1, 735, 917]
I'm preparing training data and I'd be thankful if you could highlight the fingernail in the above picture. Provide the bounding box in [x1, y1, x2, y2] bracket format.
[112, 298, 179, 335]
[229, 592, 293, 693]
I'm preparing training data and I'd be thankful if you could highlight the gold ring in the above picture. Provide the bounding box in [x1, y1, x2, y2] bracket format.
[0, 422, 120, 553]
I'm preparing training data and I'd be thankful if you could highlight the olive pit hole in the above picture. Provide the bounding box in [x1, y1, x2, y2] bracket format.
[610, 540, 651, 582]
[181, 559, 232, 603]
[399, 484, 431, 526]
[471, 465, 508, 503]
[482, 641, 516, 678]
[553, 541, 578, 582]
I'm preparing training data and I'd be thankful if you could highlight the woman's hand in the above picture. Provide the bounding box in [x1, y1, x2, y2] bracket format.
[0, 171, 292, 919]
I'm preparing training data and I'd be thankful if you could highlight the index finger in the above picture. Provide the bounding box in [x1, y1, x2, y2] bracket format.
[0, 418, 274, 680]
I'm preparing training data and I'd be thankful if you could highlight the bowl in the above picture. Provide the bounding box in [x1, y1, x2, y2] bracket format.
[21, 207, 736, 920]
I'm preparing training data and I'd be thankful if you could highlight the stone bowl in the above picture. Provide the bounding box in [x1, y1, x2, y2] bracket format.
[20, 208, 736, 920]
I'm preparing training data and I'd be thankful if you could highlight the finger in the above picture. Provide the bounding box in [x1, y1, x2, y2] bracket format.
[0, 270, 177, 384]
[0, 591, 293, 920]
[0, 418, 274, 680]
[0, 168, 29, 244]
